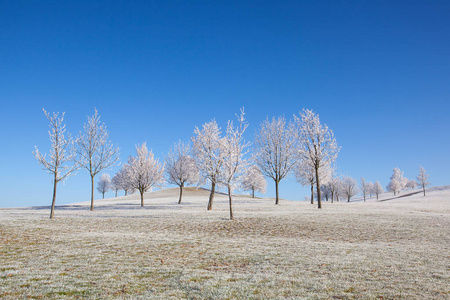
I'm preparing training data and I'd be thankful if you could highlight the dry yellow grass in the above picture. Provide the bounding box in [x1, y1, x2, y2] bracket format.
[0, 187, 449, 299]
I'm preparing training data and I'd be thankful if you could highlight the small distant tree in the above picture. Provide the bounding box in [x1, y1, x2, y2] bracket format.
[97, 173, 111, 199]
[321, 184, 332, 202]
[387, 167, 408, 195]
[328, 177, 341, 203]
[294, 159, 316, 204]
[218, 108, 251, 220]
[406, 179, 417, 190]
[254, 116, 297, 205]
[416, 165, 430, 196]
[33, 109, 79, 219]
[367, 181, 374, 198]
[76, 109, 120, 211]
[126, 143, 164, 206]
[112, 166, 133, 196]
[342, 176, 358, 202]
[360, 177, 369, 202]
[241, 165, 267, 198]
[192, 120, 223, 210]
[165, 141, 199, 204]
[295, 109, 339, 209]
[373, 180, 384, 200]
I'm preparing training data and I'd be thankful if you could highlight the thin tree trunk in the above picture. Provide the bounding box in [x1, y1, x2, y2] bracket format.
[376, 193, 379, 200]
[178, 183, 184, 204]
[102, 192, 105, 199]
[348, 195, 350, 202]
[50, 175, 57, 219]
[115, 190, 117, 197]
[315, 166, 322, 209]
[140, 189, 144, 206]
[423, 187, 426, 196]
[228, 186, 234, 220]
[207, 181, 215, 210]
[252, 188, 255, 198]
[275, 180, 279, 205]
[363, 193, 366, 202]
[310, 184, 314, 204]
[90, 175, 95, 211]
[125, 190, 128, 196]
[331, 191, 334, 203]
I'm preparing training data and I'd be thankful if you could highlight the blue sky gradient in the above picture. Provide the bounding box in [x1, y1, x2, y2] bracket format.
[1, 1, 449, 207]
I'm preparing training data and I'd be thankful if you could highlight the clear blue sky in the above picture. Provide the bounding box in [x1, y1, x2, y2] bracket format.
[1, 0, 449, 208]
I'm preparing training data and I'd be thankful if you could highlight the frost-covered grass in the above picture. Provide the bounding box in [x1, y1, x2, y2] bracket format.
[0, 187, 449, 299]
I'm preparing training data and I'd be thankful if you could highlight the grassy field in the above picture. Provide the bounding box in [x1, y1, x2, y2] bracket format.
[1, 187, 449, 299]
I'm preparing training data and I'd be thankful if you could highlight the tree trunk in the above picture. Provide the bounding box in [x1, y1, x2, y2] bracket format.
[310, 184, 314, 204]
[90, 175, 95, 211]
[228, 185, 234, 220]
[275, 180, 280, 205]
[115, 190, 117, 197]
[376, 193, 379, 200]
[140, 189, 144, 206]
[125, 190, 128, 196]
[102, 192, 105, 199]
[50, 175, 57, 219]
[363, 193, 366, 202]
[423, 187, 426, 196]
[252, 188, 255, 198]
[347, 195, 350, 202]
[331, 191, 334, 203]
[207, 181, 215, 210]
[178, 183, 184, 204]
[315, 166, 322, 209]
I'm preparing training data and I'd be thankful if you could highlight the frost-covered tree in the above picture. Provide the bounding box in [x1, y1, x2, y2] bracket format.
[126, 143, 164, 206]
[192, 120, 223, 210]
[387, 167, 407, 195]
[294, 159, 316, 204]
[328, 177, 341, 203]
[373, 180, 384, 200]
[112, 166, 133, 196]
[367, 181, 374, 198]
[165, 140, 199, 204]
[360, 177, 369, 202]
[406, 179, 417, 190]
[342, 176, 358, 202]
[241, 165, 267, 198]
[416, 165, 430, 196]
[33, 109, 79, 219]
[76, 109, 120, 211]
[254, 116, 297, 205]
[321, 184, 332, 202]
[294, 109, 339, 209]
[97, 173, 111, 199]
[218, 108, 251, 220]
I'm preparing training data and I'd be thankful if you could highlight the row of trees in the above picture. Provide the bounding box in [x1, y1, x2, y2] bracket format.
[387, 166, 430, 196]
[34, 107, 430, 220]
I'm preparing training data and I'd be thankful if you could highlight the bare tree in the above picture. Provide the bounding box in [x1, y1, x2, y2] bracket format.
[126, 143, 164, 206]
[218, 108, 250, 220]
[33, 109, 79, 219]
[76, 109, 120, 211]
[241, 165, 267, 198]
[373, 180, 384, 200]
[295, 158, 332, 204]
[295, 109, 339, 209]
[192, 120, 223, 210]
[328, 177, 341, 203]
[416, 165, 430, 196]
[360, 177, 369, 202]
[342, 176, 358, 202]
[254, 116, 297, 205]
[367, 181, 374, 198]
[112, 165, 134, 196]
[97, 173, 111, 199]
[165, 141, 199, 204]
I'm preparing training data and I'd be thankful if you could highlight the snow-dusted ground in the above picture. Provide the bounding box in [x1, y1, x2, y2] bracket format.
[0, 186, 449, 299]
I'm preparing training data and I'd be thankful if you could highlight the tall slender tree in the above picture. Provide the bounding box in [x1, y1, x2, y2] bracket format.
[360, 177, 369, 202]
[254, 116, 297, 204]
[76, 109, 120, 211]
[218, 108, 250, 220]
[416, 165, 430, 196]
[165, 141, 199, 204]
[373, 180, 384, 200]
[192, 120, 223, 210]
[33, 109, 79, 219]
[342, 176, 358, 202]
[295, 109, 339, 209]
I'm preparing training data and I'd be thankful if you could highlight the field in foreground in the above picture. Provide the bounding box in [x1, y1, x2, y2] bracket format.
[1, 187, 449, 299]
